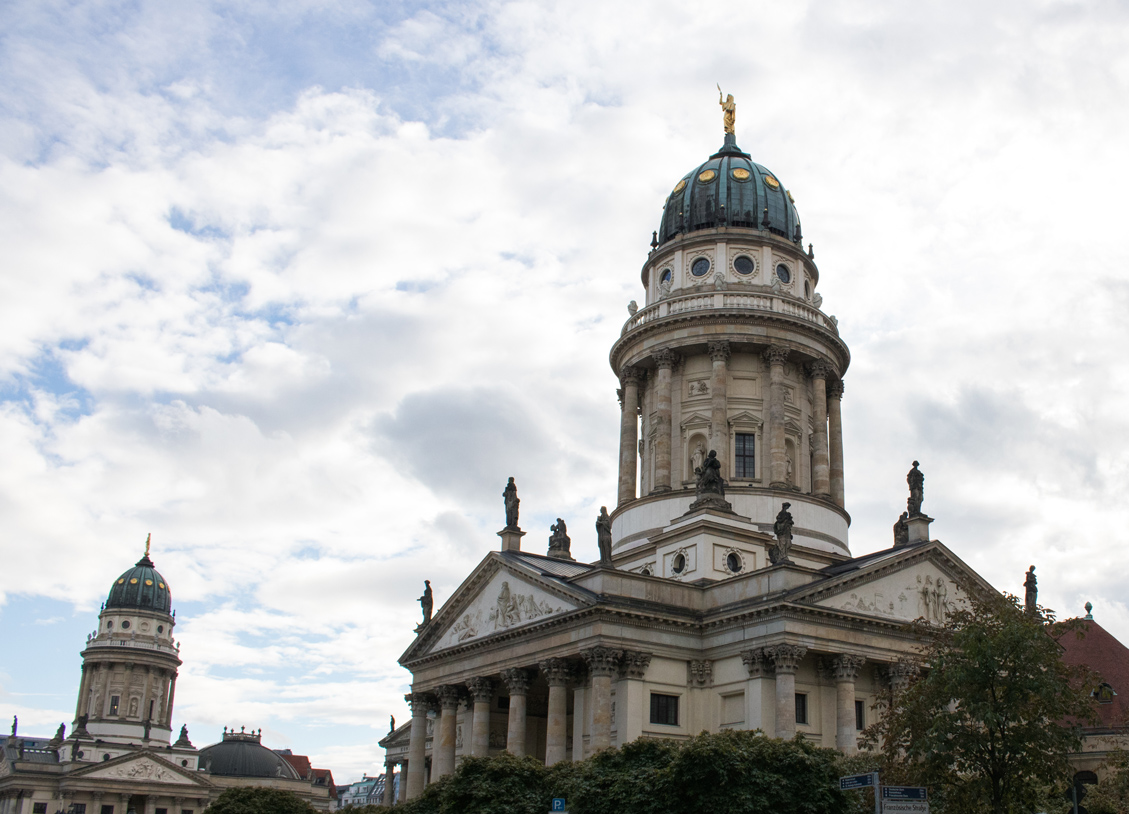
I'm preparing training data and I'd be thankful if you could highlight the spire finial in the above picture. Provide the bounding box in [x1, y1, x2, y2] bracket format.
[144, 533, 151, 558]
[718, 85, 735, 135]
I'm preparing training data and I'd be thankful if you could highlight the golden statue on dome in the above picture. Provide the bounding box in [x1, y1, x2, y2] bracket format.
[718, 85, 735, 135]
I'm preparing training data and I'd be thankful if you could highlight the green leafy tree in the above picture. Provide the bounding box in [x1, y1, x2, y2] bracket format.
[864, 591, 1096, 814]
[1087, 750, 1129, 814]
[203, 786, 317, 814]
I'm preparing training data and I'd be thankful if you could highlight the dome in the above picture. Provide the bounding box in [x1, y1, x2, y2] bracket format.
[657, 134, 802, 247]
[106, 552, 172, 614]
[199, 730, 302, 779]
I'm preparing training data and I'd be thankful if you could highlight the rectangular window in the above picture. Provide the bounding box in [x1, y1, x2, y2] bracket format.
[649, 692, 680, 726]
[855, 699, 865, 731]
[795, 693, 808, 725]
[101, 806, 115, 814]
[735, 433, 755, 478]
[155, 809, 167, 814]
[109, 695, 120, 716]
[33, 805, 49, 814]
[72, 806, 87, 814]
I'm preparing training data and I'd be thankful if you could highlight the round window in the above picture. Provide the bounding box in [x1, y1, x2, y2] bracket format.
[691, 258, 711, 277]
[660, 268, 673, 284]
[731, 167, 751, 181]
[103, 753, 111, 762]
[726, 552, 743, 573]
[181, 759, 189, 767]
[640, 566, 652, 577]
[157, 625, 164, 633]
[77, 750, 84, 759]
[734, 255, 755, 275]
[121, 620, 131, 630]
[776, 264, 791, 284]
[672, 553, 687, 574]
[697, 169, 717, 183]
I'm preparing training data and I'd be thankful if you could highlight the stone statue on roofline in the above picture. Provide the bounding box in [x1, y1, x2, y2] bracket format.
[596, 507, 613, 565]
[907, 461, 924, 517]
[769, 502, 794, 565]
[893, 511, 910, 547]
[687, 449, 734, 513]
[1024, 565, 1037, 614]
[503, 477, 520, 529]
[548, 518, 574, 561]
[415, 580, 433, 632]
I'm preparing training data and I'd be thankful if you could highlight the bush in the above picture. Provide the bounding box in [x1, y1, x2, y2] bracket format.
[203, 786, 317, 814]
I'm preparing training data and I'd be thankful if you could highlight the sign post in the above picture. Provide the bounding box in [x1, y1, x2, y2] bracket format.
[882, 786, 929, 813]
[550, 798, 567, 813]
[839, 772, 880, 814]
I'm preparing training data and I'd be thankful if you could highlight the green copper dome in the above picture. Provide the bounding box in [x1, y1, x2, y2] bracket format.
[657, 134, 802, 247]
[106, 552, 172, 614]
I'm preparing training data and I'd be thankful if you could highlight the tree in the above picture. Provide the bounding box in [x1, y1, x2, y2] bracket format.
[865, 591, 1096, 814]
[204, 787, 317, 814]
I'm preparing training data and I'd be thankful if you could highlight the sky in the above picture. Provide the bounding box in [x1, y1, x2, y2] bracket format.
[2, 0, 1129, 784]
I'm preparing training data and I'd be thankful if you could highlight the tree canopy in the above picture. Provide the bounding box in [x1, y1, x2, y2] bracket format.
[864, 591, 1096, 814]
[203, 786, 317, 814]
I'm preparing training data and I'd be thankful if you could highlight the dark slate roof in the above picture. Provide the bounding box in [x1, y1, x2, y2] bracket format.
[2, 737, 60, 764]
[106, 554, 172, 614]
[199, 731, 301, 779]
[657, 134, 803, 246]
[508, 551, 594, 579]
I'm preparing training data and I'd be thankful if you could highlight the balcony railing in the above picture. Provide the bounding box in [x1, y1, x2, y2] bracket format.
[622, 290, 837, 336]
[86, 637, 180, 654]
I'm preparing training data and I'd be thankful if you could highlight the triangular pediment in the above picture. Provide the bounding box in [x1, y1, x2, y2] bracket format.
[404, 554, 593, 662]
[680, 412, 711, 430]
[793, 542, 991, 625]
[72, 752, 211, 787]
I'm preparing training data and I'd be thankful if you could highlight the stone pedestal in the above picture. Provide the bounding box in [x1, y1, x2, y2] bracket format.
[497, 527, 525, 553]
[907, 514, 933, 544]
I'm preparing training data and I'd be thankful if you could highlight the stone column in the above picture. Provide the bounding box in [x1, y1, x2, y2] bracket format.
[404, 692, 430, 800]
[828, 380, 845, 507]
[501, 668, 531, 757]
[466, 678, 494, 757]
[652, 350, 676, 492]
[540, 658, 572, 766]
[583, 647, 622, 753]
[433, 686, 460, 779]
[617, 367, 642, 505]
[398, 764, 408, 803]
[832, 655, 865, 753]
[383, 761, 396, 806]
[617, 651, 653, 745]
[708, 341, 730, 474]
[75, 663, 90, 720]
[165, 673, 178, 725]
[763, 347, 790, 488]
[766, 645, 807, 739]
[740, 649, 773, 734]
[571, 677, 587, 761]
[808, 361, 831, 498]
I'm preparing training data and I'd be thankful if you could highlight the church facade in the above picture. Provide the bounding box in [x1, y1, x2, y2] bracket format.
[379, 106, 999, 803]
[0, 545, 335, 814]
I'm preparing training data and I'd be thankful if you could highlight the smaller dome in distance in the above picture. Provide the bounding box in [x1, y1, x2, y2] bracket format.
[199, 729, 302, 779]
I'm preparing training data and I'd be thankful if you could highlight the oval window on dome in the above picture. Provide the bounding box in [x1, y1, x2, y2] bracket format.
[672, 553, 687, 574]
[117, 578, 125, 584]
[145, 579, 153, 586]
[731, 167, 751, 181]
[726, 552, 743, 573]
[129, 578, 138, 584]
[734, 255, 756, 275]
[106, 621, 113, 629]
[660, 268, 673, 284]
[672, 178, 687, 194]
[121, 620, 131, 629]
[776, 264, 792, 284]
[157, 625, 164, 633]
[158, 583, 165, 589]
[697, 169, 717, 183]
[691, 257, 711, 277]
[764, 175, 780, 189]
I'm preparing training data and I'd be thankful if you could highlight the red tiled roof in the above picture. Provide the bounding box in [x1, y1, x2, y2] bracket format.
[1056, 618, 1129, 730]
[280, 753, 313, 778]
[314, 768, 337, 798]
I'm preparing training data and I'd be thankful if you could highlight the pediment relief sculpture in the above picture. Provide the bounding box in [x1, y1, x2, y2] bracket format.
[86, 756, 197, 784]
[439, 575, 569, 649]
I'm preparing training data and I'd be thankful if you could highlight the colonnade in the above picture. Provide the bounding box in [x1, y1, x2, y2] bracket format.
[402, 647, 651, 801]
[616, 343, 845, 507]
[75, 661, 178, 727]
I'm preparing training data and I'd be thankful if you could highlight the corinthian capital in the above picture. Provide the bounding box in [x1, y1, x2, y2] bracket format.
[619, 650, 653, 680]
[653, 349, 678, 370]
[466, 677, 495, 703]
[435, 685, 463, 709]
[539, 658, 573, 687]
[828, 379, 844, 399]
[741, 648, 768, 677]
[620, 366, 642, 387]
[831, 654, 865, 682]
[582, 646, 623, 678]
[764, 644, 807, 674]
[761, 346, 789, 365]
[501, 667, 533, 695]
[807, 360, 832, 380]
[708, 341, 731, 363]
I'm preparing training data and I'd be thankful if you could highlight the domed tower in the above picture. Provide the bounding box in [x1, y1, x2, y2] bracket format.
[609, 101, 850, 576]
[75, 536, 183, 745]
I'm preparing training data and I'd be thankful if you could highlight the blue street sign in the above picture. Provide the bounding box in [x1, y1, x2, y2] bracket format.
[840, 773, 877, 790]
[551, 799, 567, 812]
[883, 787, 927, 800]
